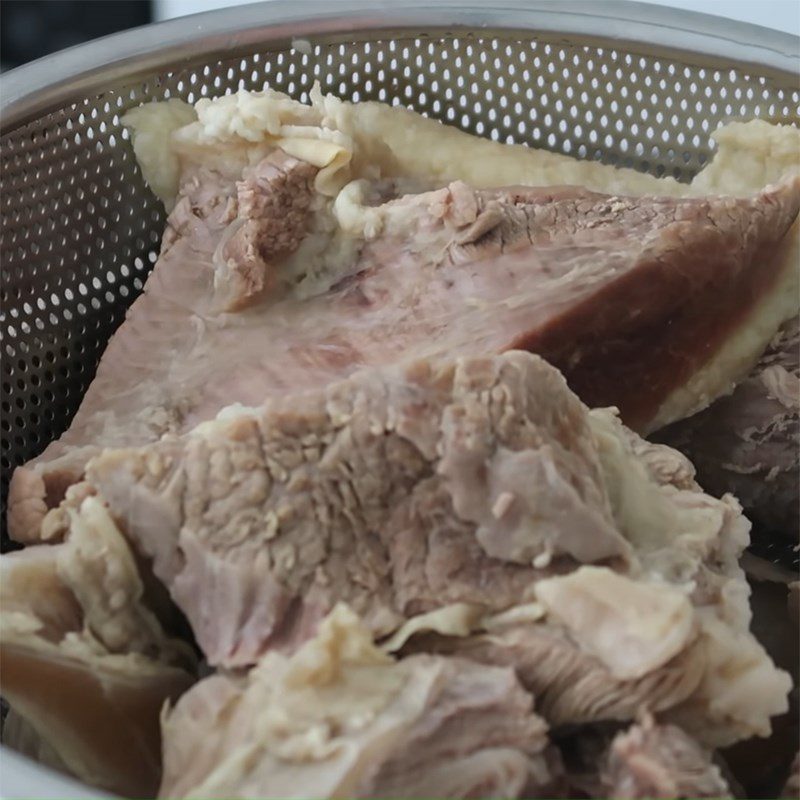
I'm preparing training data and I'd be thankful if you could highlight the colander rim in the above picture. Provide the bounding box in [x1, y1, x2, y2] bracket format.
[1, 0, 797, 132]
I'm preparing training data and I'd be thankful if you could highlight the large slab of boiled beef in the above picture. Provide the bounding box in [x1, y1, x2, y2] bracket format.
[8, 147, 800, 545]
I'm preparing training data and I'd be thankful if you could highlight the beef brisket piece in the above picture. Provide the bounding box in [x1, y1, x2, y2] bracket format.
[0, 497, 195, 797]
[82, 351, 621, 667]
[9, 153, 799, 544]
[657, 317, 799, 542]
[34, 351, 790, 748]
[158, 604, 558, 800]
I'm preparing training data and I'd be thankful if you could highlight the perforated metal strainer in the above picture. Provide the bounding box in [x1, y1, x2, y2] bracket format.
[0, 1, 798, 795]
[2, 0, 798, 550]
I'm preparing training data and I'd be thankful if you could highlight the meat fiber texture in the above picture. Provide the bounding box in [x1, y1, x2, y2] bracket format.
[7, 88, 800, 546]
[657, 317, 799, 542]
[2, 87, 799, 799]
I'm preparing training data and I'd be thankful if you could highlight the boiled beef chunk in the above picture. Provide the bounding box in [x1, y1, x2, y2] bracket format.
[83, 351, 620, 666]
[4, 90, 799, 798]
[158, 604, 558, 800]
[51, 351, 791, 747]
[0, 497, 195, 797]
[658, 317, 799, 541]
[9, 138, 800, 544]
[213, 151, 319, 311]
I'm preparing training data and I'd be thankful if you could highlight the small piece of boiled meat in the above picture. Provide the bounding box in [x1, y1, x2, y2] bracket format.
[0, 496, 195, 798]
[657, 317, 799, 541]
[213, 152, 318, 312]
[601, 716, 731, 799]
[10, 164, 800, 545]
[158, 604, 557, 800]
[555, 718, 732, 800]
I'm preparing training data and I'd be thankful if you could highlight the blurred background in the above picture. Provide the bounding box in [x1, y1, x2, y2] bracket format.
[1, 0, 798, 71]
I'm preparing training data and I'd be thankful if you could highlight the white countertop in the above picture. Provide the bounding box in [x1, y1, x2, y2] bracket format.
[155, 0, 800, 34]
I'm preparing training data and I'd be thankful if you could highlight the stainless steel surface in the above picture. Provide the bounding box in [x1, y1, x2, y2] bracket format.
[2, 0, 798, 129]
[0, 0, 799, 792]
[1, 1, 798, 533]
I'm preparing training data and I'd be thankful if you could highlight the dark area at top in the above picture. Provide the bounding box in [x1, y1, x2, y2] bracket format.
[1, 0, 153, 71]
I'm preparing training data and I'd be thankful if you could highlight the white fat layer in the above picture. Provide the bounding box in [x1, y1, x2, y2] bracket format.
[534, 566, 695, 680]
[121, 99, 197, 211]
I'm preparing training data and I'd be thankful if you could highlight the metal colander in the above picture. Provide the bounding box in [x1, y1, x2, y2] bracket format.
[1, 0, 798, 551]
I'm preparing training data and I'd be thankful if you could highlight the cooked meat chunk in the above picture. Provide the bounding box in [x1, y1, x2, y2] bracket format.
[0, 497, 195, 797]
[84, 352, 620, 666]
[657, 317, 799, 540]
[601, 716, 731, 799]
[4, 90, 799, 799]
[215, 151, 318, 311]
[555, 718, 731, 799]
[9, 163, 799, 546]
[40, 351, 790, 747]
[159, 604, 558, 800]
